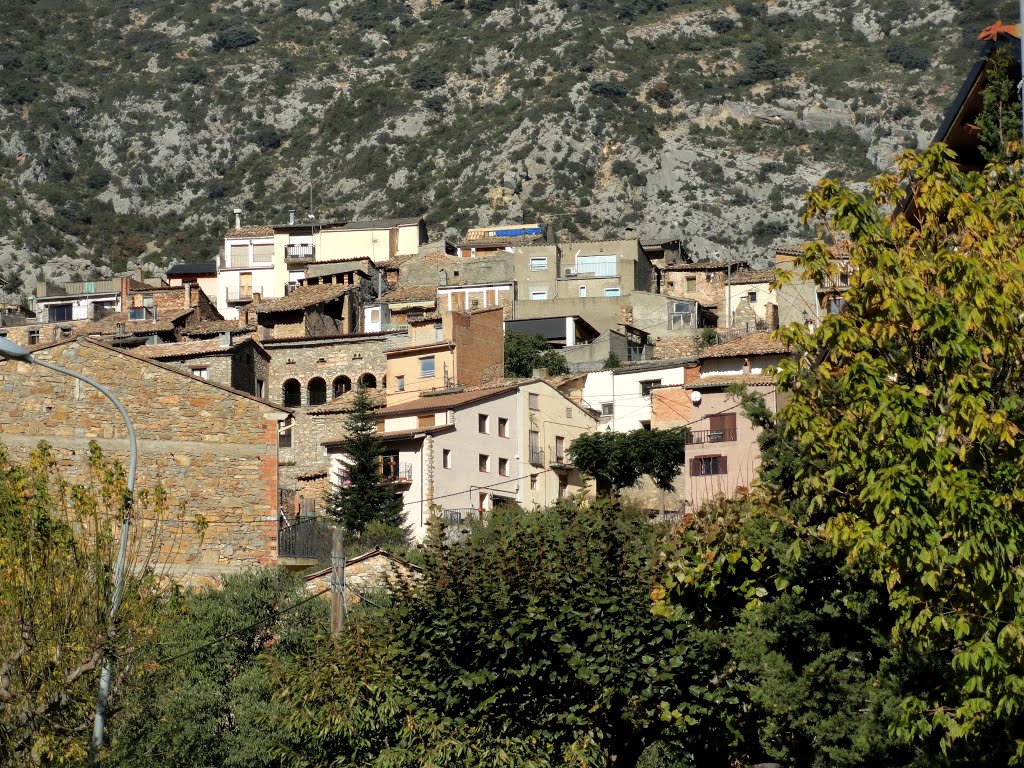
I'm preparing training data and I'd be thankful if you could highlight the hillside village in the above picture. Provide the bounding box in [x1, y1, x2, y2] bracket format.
[0, 20, 1016, 581]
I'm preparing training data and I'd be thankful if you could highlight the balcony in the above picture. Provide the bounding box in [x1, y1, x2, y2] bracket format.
[226, 286, 259, 304]
[686, 428, 737, 445]
[285, 243, 315, 262]
[382, 462, 413, 483]
[277, 516, 333, 565]
[528, 448, 545, 466]
[549, 449, 571, 468]
[437, 508, 476, 524]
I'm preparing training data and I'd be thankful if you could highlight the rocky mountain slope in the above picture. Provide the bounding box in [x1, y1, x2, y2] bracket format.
[0, 0, 1014, 292]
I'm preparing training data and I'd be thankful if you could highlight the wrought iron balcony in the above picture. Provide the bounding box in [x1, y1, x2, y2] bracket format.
[437, 508, 476, 524]
[277, 516, 332, 562]
[528, 448, 545, 466]
[686, 428, 737, 445]
[285, 243, 315, 262]
[382, 462, 413, 483]
[549, 449, 571, 468]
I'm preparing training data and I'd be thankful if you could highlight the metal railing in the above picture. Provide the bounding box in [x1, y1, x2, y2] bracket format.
[382, 462, 413, 482]
[40, 278, 122, 297]
[686, 428, 737, 445]
[226, 286, 259, 303]
[285, 244, 315, 261]
[528, 448, 545, 465]
[549, 449, 571, 467]
[277, 516, 333, 561]
[438, 508, 476, 523]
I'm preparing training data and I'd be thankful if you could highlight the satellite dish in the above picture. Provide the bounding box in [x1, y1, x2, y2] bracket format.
[690, 391, 702, 404]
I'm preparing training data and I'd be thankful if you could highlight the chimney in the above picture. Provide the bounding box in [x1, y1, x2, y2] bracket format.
[252, 291, 262, 303]
[233, 208, 242, 229]
[289, 209, 296, 225]
[184, 282, 193, 308]
[683, 362, 701, 384]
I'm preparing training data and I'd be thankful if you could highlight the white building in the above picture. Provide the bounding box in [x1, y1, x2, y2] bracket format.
[581, 359, 695, 432]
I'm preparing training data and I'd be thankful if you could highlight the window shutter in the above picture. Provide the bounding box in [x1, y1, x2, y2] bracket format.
[720, 455, 728, 475]
[690, 457, 701, 477]
[709, 413, 737, 432]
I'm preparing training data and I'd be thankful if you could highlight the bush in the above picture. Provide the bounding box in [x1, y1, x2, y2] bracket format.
[252, 124, 284, 149]
[589, 80, 628, 100]
[885, 40, 929, 71]
[409, 60, 446, 91]
[212, 25, 260, 52]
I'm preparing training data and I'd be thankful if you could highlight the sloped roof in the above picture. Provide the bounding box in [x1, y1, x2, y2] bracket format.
[166, 261, 217, 277]
[77, 307, 194, 335]
[307, 388, 386, 415]
[250, 284, 353, 314]
[699, 332, 789, 359]
[323, 423, 454, 447]
[226, 225, 274, 238]
[728, 269, 777, 284]
[323, 217, 422, 231]
[661, 259, 748, 272]
[381, 285, 437, 303]
[182, 321, 255, 336]
[682, 373, 777, 389]
[129, 338, 249, 360]
[373, 383, 520, 418]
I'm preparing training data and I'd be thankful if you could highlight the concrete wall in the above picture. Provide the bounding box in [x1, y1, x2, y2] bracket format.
[0, 339, 287, 582]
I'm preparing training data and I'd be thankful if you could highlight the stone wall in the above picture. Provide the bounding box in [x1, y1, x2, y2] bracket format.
[0, 338, 287, 583]
[279, 408, 346, 488]
[263, 334, 392, 408]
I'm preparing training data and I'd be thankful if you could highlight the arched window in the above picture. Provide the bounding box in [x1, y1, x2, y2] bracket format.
[360, 373, 377, 389]
[282, 379, 302, 407]
[308, 377, 327, 406]
[332, 375, 352, 399]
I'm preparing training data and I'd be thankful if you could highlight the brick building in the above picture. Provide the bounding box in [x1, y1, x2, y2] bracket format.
[0, 337, 290, 583]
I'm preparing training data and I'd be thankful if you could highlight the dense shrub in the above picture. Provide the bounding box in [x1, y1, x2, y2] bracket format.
[885, 40, 929, 71]
[212, 25, 260, 52]
[409, 60, 446, 91]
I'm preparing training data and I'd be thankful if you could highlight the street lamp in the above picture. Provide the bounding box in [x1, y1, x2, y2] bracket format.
[0, 337, 137, 749]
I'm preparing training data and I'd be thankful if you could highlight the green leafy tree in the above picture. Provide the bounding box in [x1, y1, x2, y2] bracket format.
[325, 386, 405, 535]
[771, 143, 1024, 759]
[569, 428, 689, 495]
[273, 500, 736, 768]
[106, 570, 328, 768]
[977, 48, 1022, 162]
[0, 443, 161, 767]
[603, 350, 622, 369]
[504, 332, 569, 377]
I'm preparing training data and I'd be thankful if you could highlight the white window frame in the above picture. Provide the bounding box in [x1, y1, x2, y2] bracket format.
[604, 287, 621, 297]
[530, 289, 548, 301]
[419, 356, 436, 378]
[529, 257, 547, 272]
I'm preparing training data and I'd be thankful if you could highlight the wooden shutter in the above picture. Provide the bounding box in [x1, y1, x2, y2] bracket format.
[690, 457, 701, 477]
[709, 413, 736, 432]
[418, 413, 435, 428]
[719, 455, 728, 475]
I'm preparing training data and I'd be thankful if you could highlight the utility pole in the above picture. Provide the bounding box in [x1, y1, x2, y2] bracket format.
[330, 526, 346, 639]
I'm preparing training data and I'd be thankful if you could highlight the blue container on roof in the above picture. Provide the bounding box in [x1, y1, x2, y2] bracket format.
[493, 226, 543, 238]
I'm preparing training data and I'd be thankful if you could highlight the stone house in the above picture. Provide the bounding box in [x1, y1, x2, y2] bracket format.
[166, 261, 219, 302]
[303, 548, 422, 606]
[384, 307, 504, 406]
[378, 284, 438, 325]
[724, 270, 779, 332]
[130, 336, 271, 397]
[245, 283, 361, 340]
[324, 379, 596, 541]
[775, 244, 853, 328]
[0, 337, 290, 583]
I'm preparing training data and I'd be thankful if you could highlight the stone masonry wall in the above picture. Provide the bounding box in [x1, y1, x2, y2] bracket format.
[264, 335, 391, 408]
[0, 339, 284, 583]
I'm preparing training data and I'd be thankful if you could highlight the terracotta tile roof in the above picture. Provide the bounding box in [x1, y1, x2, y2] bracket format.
[381, 285, 437, 303]
[296, 469, 329, 481]
[262, 330, 403, 345]
[699, 332, 789, 360]
[682, 373, 777, 389]
[250, 284, 353, 314]
[774, 244, 804, 257]
[130, 338, 243, 359]
[322, 217, 422, 231]
[323, 423, 454, 447]
[374, 383, 520, 418]
[661, 259, 748, 272]
[77, 308, 194, 335]
[979, 21, 1020, 40]
[226, 225, 274, 238]
[307, 388, 386, 415]
[728, 269, 777, 284]
[182, 321, 254, 336]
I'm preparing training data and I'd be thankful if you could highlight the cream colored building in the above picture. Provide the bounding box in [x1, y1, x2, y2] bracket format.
[323, 380, 596, 541]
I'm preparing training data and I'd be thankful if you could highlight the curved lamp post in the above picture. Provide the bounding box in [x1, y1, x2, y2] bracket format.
[0, 337, 137, 749]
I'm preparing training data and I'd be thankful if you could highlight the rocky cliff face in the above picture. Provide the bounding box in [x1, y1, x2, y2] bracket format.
[0, 0, 1014, 293]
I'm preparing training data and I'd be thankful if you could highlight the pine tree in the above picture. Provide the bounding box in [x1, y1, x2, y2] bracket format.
[325, 387, 404, 534]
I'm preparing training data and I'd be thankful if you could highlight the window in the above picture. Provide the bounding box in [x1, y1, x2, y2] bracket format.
[282, 379, 302, 407]
[470, 298, 480, 309]
[529, 257, 547, 271]
[601, 402, 614, 416]
[191, 367, 209, 380]
[640, 379, 662, 396]
[558, 476, 569, 498]
[434, 322, 443, 342]
[396, 375, 405, 392]
[529, 430, 542, 464]
[418, 413, 435, 428]
[604, 287, 621, 297]
[370, 309, 380, 323]
[685, 276, 697, 292]
[708, 413, 738, 442]
[443, 449, 452, 469]
[279, 417, 293, 449]
[420, 356, 436, 378]
[747, 290, 757, 303]
[333, 376, 352, 399]
[380, 452, 401, 480]
[827, 297, 846, 315]
[530, 289, 548, 300]
[669, 300, 694, 330]
[479, 454, 490, 472]
[579, 285, 586, 297]
[48, 304, 72, 323]
[252, 243, 274, 263]
[360, 373, 377, 389]
[565, 407, 572, 419]
[256, 379, 266, 398]
[229, 244, 248, 268]
[529, 393, 539, 410]
[27, 330, 39, 345]
[530, 474, 539, 490]
[498, 458, 509, 476]
[554, 436, 565, 463]
[308, 377, 327, 406]
[498, 417, 509, 437]
[576, 254, 617, 277]
[690, 455, 728, 476]
[478, 414, 489, 434]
